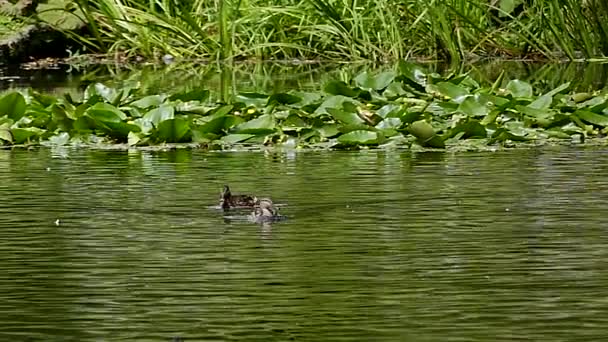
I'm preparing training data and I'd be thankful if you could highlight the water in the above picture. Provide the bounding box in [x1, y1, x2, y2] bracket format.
[1, 147, 608, 341]
[3, 60, 608, 96]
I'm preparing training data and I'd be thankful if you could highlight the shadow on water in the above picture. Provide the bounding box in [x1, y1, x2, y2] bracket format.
[1, 147, 608, 340]
[3, 60, 608, 96]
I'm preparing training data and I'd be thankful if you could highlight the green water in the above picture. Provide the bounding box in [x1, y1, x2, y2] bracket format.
[4, 60, 608, 96]
[1, 147, 607, 341]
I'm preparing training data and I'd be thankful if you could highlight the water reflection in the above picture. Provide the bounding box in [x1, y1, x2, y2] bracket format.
[3, 60, 608, 96]
[0, 147, 607, 340]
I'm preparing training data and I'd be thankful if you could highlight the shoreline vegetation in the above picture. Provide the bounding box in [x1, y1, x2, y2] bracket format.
[2, 61, 608, 151]
[1, 0, 608, 64]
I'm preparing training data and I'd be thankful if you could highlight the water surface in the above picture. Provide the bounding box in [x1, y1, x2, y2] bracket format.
[1, 147, 607, 341]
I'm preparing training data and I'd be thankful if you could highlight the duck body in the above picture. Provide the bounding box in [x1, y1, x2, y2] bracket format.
[220, 185, 257, 209]
[248, 198, 287, 223]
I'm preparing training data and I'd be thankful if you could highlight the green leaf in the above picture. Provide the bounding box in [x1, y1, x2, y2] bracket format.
[324, 81, 359, 97]
[327, 108, 365, 125]
[221, 134, 255, 144]
[544, 82, 570, 97]
[318, 124, 340, 138]
[409, 120, 445, 148]
[267, 93, 302, 106]
[94, 83, 119, 103]
[337, 130, 379, 145]
[130, 95, 165, 109]
[11, 127, 45, 144]
[0, 124, 12, 142]
[575, 110, 608, 127]
[506, 80, 533, 98]
[236, 92, 268, 107]
[433, 82, 469, 100]
[458, 95, 489, 117]
[314, 95, 357, 116]
[233, 114, 275, 134]
[144, 105, 174, 126]
[155, 117, 191, 142]
[85, 103, 127, 123]
[375, 117, 402, 130]
[0, 92, 26, 120]
[354, 71, 396, 91]
[45, 132, 70, 146]
[398, 61, 427, 87]
[449, 120, 487, 139]
[529, 94, 552, 109]
[169, 87, 209, 102]
[197, 116, 229, 134]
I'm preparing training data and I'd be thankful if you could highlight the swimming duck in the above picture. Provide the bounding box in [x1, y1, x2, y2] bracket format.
[249, 198, 284, 222]
[220, 185, 257, 209]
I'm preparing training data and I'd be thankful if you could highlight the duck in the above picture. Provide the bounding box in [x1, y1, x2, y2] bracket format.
[219, 185, 257, 209]
[249, 198, 284, 223]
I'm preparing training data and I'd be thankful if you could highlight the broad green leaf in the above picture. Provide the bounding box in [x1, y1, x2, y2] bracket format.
[318, 124, 340, 138]
[433, 82, 469, 100]
[383, 82, 407, 98]
[233, 114, 275, 134]
[377, 104, 402, 118]
[235, 92, 268, 108]
[128, 131, 141, 146]
[156, 117, 191, 142]
[398, 61, 427, 87]
[544, 82, 570, 97]
[516, 105, 553, 119]
[267, 93, 302, 106]
[11, 127, 44, 144]
[197, 116, 229, 134]
[94, 83, 119, 103]
[169, 87, 209, 102]
[529, 94, 552, 109]
[130, 95, 165, 109]
[324, 81, 359, 97]
[449, 120, 487, 139]
[221, 134, 255, 144]
[144, 105, 174, 126]
[132, 118, 154, 134]
[408, 120, 436, 141]
[290, 91, 322, 107]
[313, 95, 357, 116]
[376, 117, 402, 130]
[458, 95, 489, 117]
[85, 103, 127, 123]
[337, 130, 379, 145]
[0, 125, 12, 142]
[102, 121, 141, 140]
[327, 108, 365, 125]
[409, 120, 445, 148]
[45, 132, 70, 146]
[575, 110, 608, 127]
[282, 114, 309, 130]
[0, 92, 26, 120]
[354, 71, 396, 91]
[506, 80, 533, 98]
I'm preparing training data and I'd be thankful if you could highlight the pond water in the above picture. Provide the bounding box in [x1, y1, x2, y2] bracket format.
[3, 60, 608, 96]
[1, 147, 608, 341]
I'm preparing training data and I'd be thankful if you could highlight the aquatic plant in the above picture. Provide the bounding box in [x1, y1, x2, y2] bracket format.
[39, 0, 608, 61]
[1, 61, 608, 150]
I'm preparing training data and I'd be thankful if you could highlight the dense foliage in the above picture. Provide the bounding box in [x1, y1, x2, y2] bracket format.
[2, 61, 608, 149]
[50, 0, 608, 61]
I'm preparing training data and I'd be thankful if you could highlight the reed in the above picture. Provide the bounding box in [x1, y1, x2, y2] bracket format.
[42, 0, 608, 61]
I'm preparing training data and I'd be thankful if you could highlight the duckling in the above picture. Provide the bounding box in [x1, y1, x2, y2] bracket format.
[249, 198, 282, 222]
[220, 185, 256, 209]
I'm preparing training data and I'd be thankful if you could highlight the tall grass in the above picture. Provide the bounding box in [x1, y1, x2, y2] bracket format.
[44, 0, 608, 61]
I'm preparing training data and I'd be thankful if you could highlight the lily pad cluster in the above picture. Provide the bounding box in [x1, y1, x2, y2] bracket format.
[1, 61, 608, 149]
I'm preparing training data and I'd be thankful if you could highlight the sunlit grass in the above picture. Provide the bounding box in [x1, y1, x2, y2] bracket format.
[37, 0, 608, 61]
